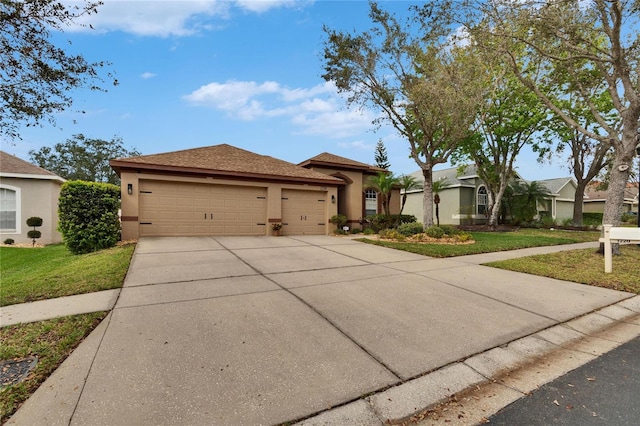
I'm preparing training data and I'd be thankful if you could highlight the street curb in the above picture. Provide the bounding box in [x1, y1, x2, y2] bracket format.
[296, 295, 640, 425]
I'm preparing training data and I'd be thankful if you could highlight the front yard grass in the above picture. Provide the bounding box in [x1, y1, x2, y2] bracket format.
[487, 245, 640, 294]
[0, 243, 135, 307]
[357, 228, 600, 258]
[0, 312, 107, 423]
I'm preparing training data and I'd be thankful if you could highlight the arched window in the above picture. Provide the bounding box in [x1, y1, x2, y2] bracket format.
[0, 186, 18, 231]
[477, 186, 488, 216]
[364, 189, 377, 216]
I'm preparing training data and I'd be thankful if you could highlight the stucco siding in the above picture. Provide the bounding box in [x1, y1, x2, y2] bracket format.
[0, 177, 62, 244]
[119, 171, 338, 240]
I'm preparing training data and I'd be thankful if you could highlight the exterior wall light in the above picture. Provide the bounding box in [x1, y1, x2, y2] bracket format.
[127, 183, 133, 195]
[331, 194, 336, 203]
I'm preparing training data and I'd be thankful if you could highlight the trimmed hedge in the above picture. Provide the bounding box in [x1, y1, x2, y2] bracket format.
[58, 181, 121, 255]
[365, 214, 417, 231]
[582, 212, 603, 226]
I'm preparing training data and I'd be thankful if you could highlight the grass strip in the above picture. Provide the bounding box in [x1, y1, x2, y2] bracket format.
[486, 245, 640, 293]
[0, 312, 107, 423]
[0, 243, 135, 307]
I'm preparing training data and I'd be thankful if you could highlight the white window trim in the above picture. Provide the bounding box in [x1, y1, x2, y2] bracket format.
[477, 185, 488, 216]
[0, 184, 21, 234]
[364, 189, 378, 215]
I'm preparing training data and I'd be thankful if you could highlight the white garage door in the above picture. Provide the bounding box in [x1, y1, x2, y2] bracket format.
[281, 189, 326, 235]
[138, 181, 267, 236]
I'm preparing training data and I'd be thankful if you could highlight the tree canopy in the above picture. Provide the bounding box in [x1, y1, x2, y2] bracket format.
[29, 134, 139, 184]
[0, 0, 115, 141]
[322, 2, 487, 227]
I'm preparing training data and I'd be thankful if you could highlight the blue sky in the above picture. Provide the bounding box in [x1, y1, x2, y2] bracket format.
[3, 0, 569, 180]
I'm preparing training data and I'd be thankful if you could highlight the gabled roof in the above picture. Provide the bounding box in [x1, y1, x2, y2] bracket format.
[298, 152, 386, 174]
[110, 144, 343, 185]
[406, 165, 482, 191]
[0, 151, 65, 182]
[537, 177, 576, 195]
[584, 182, 638, 202]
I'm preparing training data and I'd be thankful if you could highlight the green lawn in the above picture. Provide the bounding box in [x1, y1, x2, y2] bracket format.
[0, 312, 107, 423]
[357, 228, 600, 258]
[0, 243, 135, 306]
[487, 245, 640, 294]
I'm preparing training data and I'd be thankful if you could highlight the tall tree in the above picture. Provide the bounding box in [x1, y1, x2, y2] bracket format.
[1, 0, 115, 141]
[322, 2, 486, 227]
[454, 61, 547, 228]
[374, 139, 391, 170]
[29, 134, 139, 184]
[470, 0, 640, 236]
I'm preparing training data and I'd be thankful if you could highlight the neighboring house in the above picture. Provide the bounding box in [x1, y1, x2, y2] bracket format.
[402, 165, 576, 225]
[0, 151, 65, 244]
[584, 182, 639, 215]
[298, 152, 400, 227]
[537, 177, 579, 221]
[111, 144, 396, 240]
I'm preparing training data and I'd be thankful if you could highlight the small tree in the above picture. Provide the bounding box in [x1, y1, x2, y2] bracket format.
[366, 172, 399, 217]
[432, 179, 450, 227]
[26, 216, 43, 247]
[398, 175, 423, 216]
[374, 139, 391, 170]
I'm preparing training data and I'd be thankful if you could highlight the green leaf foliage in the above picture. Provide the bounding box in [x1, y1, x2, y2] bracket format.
[58, 181, 120, 254]
[26, 217, 43, 227]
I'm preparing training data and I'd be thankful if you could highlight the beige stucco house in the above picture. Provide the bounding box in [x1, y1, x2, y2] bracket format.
[402, 165, 577, 225]
[111, 144, 398, 240]
[583, 182, 639, 215]
[0, 151, 65, 245]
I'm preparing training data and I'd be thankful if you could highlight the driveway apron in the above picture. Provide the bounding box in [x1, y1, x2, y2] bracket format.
[50, 237, 635, 425]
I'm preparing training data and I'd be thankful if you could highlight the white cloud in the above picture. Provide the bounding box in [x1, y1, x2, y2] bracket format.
[337, 140, 374, 150]
[183, 79, 376, 138]
[65, 0, 311, 37]
[140, 72, 157, 79]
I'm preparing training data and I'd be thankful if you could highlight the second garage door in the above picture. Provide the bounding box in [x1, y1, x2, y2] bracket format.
[138, 181, 267, 236]
[281, 189, 326, 235]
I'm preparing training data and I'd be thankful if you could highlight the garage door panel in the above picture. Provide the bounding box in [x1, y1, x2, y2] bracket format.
[139, 181, 266, 237]
[281, 189, 326, 235]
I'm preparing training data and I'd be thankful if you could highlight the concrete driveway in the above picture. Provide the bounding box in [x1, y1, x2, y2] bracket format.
[12, 236, 635, 425]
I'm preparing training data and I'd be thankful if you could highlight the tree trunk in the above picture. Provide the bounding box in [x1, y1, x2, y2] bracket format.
[422, 168, 434, 227]
[598, 149, 633, 254]
[572, 179, 588, 226]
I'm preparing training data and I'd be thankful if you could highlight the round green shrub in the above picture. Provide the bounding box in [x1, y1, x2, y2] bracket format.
[425, 226, 445, 239]
[3, 238, 15, 245]
[397, 222, 424, 236]
[27, 230, 42, 239]
[363, 228, 376, 235]
[26, 216, 43, 227]
[330, 214, 348, 228]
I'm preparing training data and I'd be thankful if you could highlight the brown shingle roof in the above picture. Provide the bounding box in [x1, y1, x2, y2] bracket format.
[585, 182, 637, 201]
[0, 150, 61, 178]
[110, 144, 343, 185]
[298, 152, 386, 173]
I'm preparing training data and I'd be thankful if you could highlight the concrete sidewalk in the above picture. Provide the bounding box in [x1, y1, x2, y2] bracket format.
[5, 237, 639, 425]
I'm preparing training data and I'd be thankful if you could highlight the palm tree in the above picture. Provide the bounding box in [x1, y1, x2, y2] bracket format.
[509, 180, 551, 224]
[366, 172, 399, 216]
[398, 175, 423, 216]
[432, 179, 450, 227]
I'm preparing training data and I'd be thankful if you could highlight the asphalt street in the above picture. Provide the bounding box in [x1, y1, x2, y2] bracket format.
[488, 336, 640, 425]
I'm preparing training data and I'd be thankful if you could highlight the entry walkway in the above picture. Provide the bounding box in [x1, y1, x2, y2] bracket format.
[4, 237, 639, 426]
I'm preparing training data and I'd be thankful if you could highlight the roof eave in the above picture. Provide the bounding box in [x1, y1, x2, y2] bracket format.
[111, 161, 344, 186]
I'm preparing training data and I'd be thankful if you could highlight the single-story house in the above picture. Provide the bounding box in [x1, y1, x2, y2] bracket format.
[298, 152, 400, 226]
[402, 165, 577, 225]
[584, 182, 639, 215]
[110, 144, 399, 240]
[0, 150, 65, 244]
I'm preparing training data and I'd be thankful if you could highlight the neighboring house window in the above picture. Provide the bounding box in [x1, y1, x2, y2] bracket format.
[477, 186, 488, 216]
[365, 189, 377, 216]
[0, 187, 18, 231]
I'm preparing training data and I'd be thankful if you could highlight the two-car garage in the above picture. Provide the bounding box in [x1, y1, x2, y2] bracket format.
[137, 181, 329, 237]
[111, 144, 342, 240]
